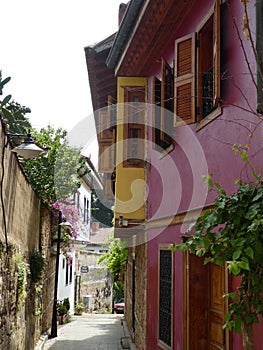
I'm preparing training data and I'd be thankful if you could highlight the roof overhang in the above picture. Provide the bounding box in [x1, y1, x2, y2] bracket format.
[106, 0, 195, 76]
[84, 33, 117, 113]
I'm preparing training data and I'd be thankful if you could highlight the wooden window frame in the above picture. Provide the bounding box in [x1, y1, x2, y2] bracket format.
[123, 86, 146, 168]
[152, 76, 162, 149]
[161, 60, 174, 148]
[158, 244, 174, 350]
[174, 0, 221, 127]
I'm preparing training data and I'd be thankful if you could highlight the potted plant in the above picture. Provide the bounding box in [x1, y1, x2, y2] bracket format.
[57, 303, 68, 324]
[74, 302, 84, 315]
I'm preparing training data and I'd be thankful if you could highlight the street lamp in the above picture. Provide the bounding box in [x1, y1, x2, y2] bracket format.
[0, 129, 44, 253]
[11, 132, 44, 158]
[50, 211, 72, 338]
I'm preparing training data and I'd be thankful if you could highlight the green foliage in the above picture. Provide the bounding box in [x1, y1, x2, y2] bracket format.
[0, 70, 11, 95]
[0, 71, 32, 135]
[57, 303, 67, 316]
[21, 126, 85, 204]
[74, 302, 84, 314]
[172, 172, 263, 333]
[0, 72, 87, 206]
[29, 250, 45, 284]
[14, 253, 30, 308]
[97, 236, 128, 276]
[97, 234, 127, 301]
[113, 280, 124, 301]
[63, 297, 70, 312]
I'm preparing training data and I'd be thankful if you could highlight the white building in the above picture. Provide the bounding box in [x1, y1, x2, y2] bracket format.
[57, 156, 103, 314]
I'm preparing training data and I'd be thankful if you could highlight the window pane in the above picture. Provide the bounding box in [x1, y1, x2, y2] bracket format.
[159, 249, 172, 347]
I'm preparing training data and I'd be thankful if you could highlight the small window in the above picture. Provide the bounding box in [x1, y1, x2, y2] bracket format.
[158, 247, 173, 349]
[84, 196, 87, 223]
[69, 263, 73, 284]
[197, 5, 220, 119]
[160, 60, 174, 147]
[123, 86, 146, 167]
[174, 0, 220, 125]
[65, 260, 69, 285]
[153, 61, 174, 150]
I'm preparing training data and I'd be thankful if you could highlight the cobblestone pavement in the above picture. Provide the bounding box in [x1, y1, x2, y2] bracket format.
[42, 314, 126, 350]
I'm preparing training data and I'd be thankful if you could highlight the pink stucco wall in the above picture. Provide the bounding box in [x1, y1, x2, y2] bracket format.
[146, 0, 263, 349]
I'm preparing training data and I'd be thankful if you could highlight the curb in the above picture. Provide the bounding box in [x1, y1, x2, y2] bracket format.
[34, 333, 49, 350]
[121, 317, 137, 350]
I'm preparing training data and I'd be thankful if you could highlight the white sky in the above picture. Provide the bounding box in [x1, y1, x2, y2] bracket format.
[1, 0, 121, 132]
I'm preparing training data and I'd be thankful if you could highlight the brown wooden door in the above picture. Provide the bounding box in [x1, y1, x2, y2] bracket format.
[185, 253, 228, 350]
[208, 263, 226, 349]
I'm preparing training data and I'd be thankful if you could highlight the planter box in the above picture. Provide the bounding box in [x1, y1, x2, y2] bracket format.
[58, 312, 69, 324]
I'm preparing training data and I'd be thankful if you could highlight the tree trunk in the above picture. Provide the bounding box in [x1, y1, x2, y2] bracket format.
[241, 320, 255, 350]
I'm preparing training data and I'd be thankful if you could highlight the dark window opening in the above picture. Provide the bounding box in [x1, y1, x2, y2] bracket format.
[159, 249, 172, 347]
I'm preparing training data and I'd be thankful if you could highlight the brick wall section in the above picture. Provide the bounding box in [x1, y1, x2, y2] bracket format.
[0, 122, 54, 349]
[125, 243, 147, 350]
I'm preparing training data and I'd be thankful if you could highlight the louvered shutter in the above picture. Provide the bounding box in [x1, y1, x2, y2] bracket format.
[174, 33, 196, 125]
[98, 141, 115, 173]
[213, 0, 220, 106]
[103, 173, 115, 200]
[123, 86, 145, 167]
[97, 95, 116, 173]
[97, 109, 113, 143]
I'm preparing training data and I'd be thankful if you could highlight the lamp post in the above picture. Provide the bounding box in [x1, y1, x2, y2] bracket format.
[0, 130, 44, 253]
[50, 211, 72, 338]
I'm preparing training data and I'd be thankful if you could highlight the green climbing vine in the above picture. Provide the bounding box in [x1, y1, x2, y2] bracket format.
[29, 250, 45, 284]
[171, 146, 263, 350]
[14, 253, 30, 309]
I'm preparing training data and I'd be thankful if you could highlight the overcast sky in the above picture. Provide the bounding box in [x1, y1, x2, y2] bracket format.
[1, 0, 121, 132]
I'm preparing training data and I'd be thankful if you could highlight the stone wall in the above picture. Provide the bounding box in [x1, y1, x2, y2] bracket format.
[0, 121, 54, 349]
[125, 242, 147, 350]
[75, 249, 112, 312]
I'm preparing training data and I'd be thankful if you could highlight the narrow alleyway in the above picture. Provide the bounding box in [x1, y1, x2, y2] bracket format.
[40, 314, 133, 350]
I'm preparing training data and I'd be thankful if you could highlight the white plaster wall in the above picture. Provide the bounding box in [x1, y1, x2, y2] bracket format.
[57, 252, 76, 315]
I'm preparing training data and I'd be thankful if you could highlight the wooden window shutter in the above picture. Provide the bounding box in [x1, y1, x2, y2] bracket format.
[98, 142, 115, 173]
[174, 33, 196, 125]
[123, 86, 146, 167]
[213, 0, 220, 107]
[97, 95, 116, 173]
[103, 173, 114, 200]
[97, 109, 113, 143]
[108, 95, 116, 130]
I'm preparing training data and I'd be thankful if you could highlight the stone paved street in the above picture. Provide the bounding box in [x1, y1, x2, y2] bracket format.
[42, 314, 128, 350]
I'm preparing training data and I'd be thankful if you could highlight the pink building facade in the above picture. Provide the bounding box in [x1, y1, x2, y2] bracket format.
[89, 0, 263, 349]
